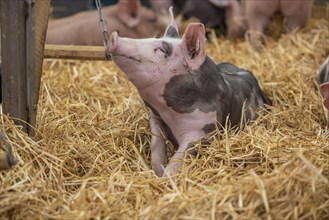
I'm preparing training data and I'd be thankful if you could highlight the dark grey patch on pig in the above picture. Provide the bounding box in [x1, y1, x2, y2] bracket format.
[162, 41, 173, 57]
[165, 26, 179, 38]
[144, 101, 178, 146]
[317, 59, 329, 84]
[163, 57, 271, 128]
[218, 63, 272, 125]
[216, 62, 242, 73]
[202, 123, 217, 134]
[163, 56, 228, 114]
[187, 137, 212, 156]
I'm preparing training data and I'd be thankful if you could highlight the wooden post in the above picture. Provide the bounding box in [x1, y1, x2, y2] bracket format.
[26, 0, 51, 136]
[0, 0, 50, 135]
[0, 0, 27, 131]
[26, 0, 37, 134]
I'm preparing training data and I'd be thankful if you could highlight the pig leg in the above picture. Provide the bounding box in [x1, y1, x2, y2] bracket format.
[162, 141, 191, 177]
[225, 0, 247, 39]
[247, 14, 269, 50]
[282, 11, 311, 33]
[149, 113, 168, 177]
[163, 132, 205, 177]
[246, 1, 278, 50]
[281, 0, 313, 33]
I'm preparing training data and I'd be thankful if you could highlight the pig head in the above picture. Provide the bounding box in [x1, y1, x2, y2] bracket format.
[46, 0, 167, 45]
[109, 7, 271, 177]
[318, 57, 329, 127]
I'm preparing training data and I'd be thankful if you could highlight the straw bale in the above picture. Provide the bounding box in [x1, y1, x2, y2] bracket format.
[1, 5, 329, 220]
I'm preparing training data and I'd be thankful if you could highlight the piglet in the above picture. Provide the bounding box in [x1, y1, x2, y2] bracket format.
[244, 0, 314, 49]
[46, 0, 167, 45]
[174, 0, 246, 39]
[318, 57, 329, 127]
[109, 7, 271, 177]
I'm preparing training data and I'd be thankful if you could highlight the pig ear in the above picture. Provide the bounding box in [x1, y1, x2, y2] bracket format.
[118, 0, 141, 28]
[320, 82, 329, 110]
[181, 23, 206, 70]
[163, 6, 179, 38]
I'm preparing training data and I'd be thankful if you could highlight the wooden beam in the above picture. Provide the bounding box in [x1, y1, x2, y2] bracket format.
[44, 44, 107, 60]
[1, 0, 50, 136]
[0, 0, 27, 130]
[26, 0, 51, 136]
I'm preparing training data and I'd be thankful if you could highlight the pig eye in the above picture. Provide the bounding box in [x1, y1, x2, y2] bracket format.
[159, 48, 168, 55]
[154, 41, 173, 59]
[154, 47, 169, 59]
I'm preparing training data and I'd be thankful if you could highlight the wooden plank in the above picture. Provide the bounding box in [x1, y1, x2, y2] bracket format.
[44, 44, 107, 60]
[0, 0, 27, 131]
[26, 0, 37, 135]
[26, 0, 51, 136]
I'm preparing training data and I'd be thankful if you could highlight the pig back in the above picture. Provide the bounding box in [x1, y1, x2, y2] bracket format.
[218, 62, 271, 125]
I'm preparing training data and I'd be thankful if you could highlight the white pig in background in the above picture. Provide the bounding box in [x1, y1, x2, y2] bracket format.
[244, 0, 315, 49]
[318, 57, 329, 127]
[46, 0, 168, 45]
[109, 7, 271, 177]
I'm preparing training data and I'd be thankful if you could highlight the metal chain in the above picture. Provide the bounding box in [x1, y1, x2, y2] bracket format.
[95, 0, 112, 60]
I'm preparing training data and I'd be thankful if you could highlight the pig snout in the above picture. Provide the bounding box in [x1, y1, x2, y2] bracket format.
[109, 32, 119, 54]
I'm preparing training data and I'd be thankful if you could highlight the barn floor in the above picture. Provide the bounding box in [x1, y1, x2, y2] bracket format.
[1, 5, 329, 220]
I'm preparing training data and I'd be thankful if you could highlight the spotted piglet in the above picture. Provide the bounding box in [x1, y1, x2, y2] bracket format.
[318, 57, 329, 127]
[109, 7, 271, 177]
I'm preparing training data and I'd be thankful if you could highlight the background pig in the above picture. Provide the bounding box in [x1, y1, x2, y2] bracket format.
[318, 56, 329, 127]
[46, 0, 167, 45]
[172, 0, 246, 39]
[109, 8, 271, 177]
[148, 0, 173, 15]
[244, 0, 314, 49]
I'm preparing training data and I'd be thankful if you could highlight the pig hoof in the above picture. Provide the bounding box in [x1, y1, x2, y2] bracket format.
[152, 165, 164, 177]
[162, 162, 182, 177]
[246, 31, 266, 51]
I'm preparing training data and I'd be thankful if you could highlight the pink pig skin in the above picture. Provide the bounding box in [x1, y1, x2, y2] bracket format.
[109, 7, 271, 177]
[244, 0, 314, 49]
[46, 0, 167, 46]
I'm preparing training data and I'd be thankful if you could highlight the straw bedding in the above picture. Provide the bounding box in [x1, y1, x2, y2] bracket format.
[1, 5, 329, 220]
